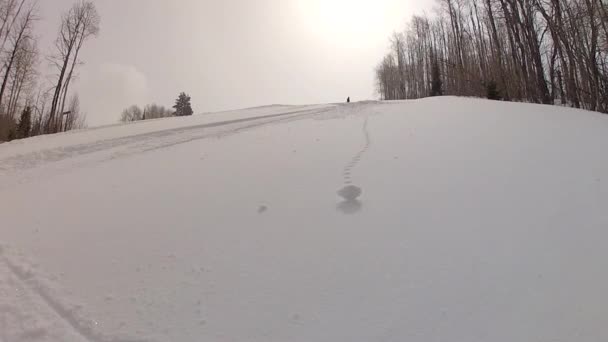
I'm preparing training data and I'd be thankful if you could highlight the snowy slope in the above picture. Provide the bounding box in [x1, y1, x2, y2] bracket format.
[1, 97, 607, 342]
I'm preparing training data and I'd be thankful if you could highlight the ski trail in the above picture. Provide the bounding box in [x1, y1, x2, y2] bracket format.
[0, 107, 334, 173]
[342, 117, 371, 186]
[0, 247, 152, 342]
[0, 106, 335, 190]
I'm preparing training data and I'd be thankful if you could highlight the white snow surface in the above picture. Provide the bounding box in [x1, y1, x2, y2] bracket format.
[1, 97, 607, 342]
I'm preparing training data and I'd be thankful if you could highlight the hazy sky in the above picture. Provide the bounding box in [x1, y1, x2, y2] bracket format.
[36, 0, 434, 126]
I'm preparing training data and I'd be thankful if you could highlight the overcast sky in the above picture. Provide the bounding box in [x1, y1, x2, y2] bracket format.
[36, 0, 434, 126]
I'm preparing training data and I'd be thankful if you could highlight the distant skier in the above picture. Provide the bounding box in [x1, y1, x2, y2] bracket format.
[347, 97, 350, 103]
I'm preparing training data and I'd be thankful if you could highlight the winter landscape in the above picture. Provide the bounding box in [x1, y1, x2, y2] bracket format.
[1, 0, 608, 341]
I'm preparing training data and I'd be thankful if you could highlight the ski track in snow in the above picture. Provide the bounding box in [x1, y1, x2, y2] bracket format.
[0, 106, 333, 172]
[0, 246, 152, 342]
[0, 106, 335, 189]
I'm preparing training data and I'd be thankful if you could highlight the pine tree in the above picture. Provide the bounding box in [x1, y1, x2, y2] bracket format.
[486, 81, 501, 100]
[17, 106, 32, 139]
[430, 49, 443, 97]
[7, 128, 15, 141]
[173, 92, 193, 117]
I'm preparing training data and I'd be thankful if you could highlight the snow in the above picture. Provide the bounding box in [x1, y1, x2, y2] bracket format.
[1, 97, 608, 342]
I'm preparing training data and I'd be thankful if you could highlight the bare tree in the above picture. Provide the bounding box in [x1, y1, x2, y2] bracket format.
[29, 86, 51, 137]
[47, 0, 99, 133]
[144, 104, 174, 119]
[63, 93, 85, 130]
[0, 1, 35, 112]
[374, 0, 608, 113]
[6, 40, 38, 118]
[391, 32, 407, 99]
[120, 105, 144, 123]
[0, 0, 27, 58]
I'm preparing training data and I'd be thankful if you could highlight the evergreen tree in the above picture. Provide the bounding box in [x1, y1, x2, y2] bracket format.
[7, 128, 15, 141]
[173, 92, 193, 116]
[430, 50, 443, 97]
[486, 81, 501, 100]
[17, 106, 32, 139]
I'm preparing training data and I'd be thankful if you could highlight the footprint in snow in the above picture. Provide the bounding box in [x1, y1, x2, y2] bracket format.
[337, 186, 363, 215]
[337, 185, 362, 201]
[336, 118, 370, 215]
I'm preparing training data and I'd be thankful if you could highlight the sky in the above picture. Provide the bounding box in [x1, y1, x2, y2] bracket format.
[36, 0, 434, 126]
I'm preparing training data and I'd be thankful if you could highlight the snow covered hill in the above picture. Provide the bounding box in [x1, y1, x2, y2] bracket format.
[1, 97, 607, 342]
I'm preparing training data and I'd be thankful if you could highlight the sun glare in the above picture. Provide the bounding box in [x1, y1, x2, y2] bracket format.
[295, 0, 384, 40]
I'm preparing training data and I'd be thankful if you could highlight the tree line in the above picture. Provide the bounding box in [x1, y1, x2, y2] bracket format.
[120, 92, 194, 122]
[0, 0, 99, 142]
[375, 0, 608, 113]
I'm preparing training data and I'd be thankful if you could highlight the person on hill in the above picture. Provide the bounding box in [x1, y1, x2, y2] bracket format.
[347, 97, 351, 103]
